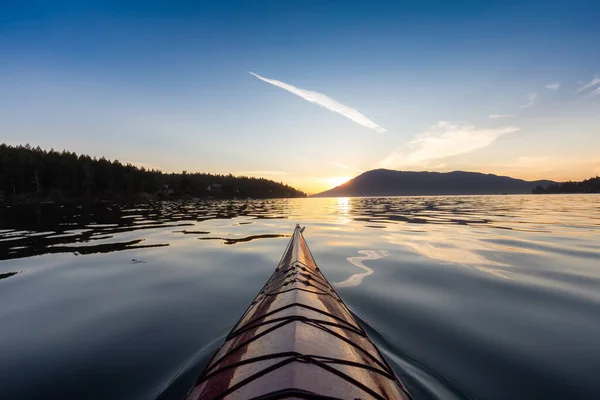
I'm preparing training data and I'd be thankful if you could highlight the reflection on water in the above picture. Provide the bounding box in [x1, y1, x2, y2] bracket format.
[1, 195, 599, 400]
[0, 271, 19, 281]
[336, 250, 389, 288]
[0, 200, 293, 260]
[385, 230, 514, 280]
[197, 234, 290, 245]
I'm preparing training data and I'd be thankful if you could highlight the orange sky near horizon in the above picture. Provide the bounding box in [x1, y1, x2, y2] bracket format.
[128, 155, 599, 195]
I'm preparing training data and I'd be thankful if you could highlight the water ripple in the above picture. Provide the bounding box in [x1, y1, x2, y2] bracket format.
[1, 195, 599, 400]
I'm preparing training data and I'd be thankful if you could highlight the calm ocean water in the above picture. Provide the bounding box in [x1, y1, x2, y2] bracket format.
[1, 195, 599, 400]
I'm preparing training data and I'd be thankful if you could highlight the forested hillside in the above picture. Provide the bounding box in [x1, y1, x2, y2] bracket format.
[0, 144, 306, 202]
[533, 176, 600, 193]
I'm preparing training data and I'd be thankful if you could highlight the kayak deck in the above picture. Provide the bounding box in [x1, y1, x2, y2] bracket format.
[187, 224, 411, 399]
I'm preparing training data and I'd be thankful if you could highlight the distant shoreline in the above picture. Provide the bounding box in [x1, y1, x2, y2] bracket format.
[0, 192, 301, 206]
[312, 169, 598, 197]
[4, 192, 600, 206]
[0, 144, 307, 203]
[310, 192, 600, 198]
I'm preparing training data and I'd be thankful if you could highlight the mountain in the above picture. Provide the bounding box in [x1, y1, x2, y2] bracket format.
[313, 169, 555, 197]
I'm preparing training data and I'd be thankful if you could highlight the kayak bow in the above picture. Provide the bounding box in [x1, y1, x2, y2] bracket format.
[186, 224, 411, 399]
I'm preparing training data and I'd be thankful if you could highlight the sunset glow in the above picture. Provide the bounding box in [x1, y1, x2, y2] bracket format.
[1, 1, 598, 195]
[328, 176, 352, 189]
[1, 2, 598, 399]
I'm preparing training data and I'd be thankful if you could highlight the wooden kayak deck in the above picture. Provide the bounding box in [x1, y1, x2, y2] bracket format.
[186, 224, 411, 400]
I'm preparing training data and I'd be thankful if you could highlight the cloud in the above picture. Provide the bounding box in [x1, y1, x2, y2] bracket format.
[331, 162, 365, 173]
[489, 114, 516, 119]
[236, 170, 288, 176]
[249, 72, 386, 133]
[545, 83, 560, 90]
[379, 121, 520, 168]
[520, 93, 537, 108]
[577, 76, 600, 97]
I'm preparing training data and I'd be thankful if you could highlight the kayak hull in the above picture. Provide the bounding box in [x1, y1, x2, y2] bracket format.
[187, 225, 410, 399]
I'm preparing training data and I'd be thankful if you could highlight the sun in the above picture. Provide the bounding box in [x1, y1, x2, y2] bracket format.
[328, 176, 352, 188]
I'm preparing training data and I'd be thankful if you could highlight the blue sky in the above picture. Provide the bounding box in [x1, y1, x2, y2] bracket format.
[1, 0, 599, 193]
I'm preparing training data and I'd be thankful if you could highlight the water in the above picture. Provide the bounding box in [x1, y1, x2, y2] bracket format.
[1, 195, 599, 400]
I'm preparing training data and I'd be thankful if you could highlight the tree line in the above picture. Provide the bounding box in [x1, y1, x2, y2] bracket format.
[0, 144, 306, 202]
[532, 176, 600, 194]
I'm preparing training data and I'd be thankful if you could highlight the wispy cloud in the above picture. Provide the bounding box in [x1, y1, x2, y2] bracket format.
[489, 114, 516, 119]
[236, 170, 288, 176]
[520, 93, 537, 108]
[249, 72, 386, 133]
[577, 76, 600, 96]
[331, 162, 365, 173]
[379, 121, 520, 168]
[545, 83, 560, 90]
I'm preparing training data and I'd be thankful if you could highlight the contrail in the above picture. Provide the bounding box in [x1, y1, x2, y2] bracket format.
[249, 72, 386, 133]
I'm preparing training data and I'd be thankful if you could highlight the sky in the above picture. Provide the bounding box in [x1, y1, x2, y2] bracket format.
[1, 0, 599, 194]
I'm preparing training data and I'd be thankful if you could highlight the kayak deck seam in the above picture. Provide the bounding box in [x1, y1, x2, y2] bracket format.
[227, 302, 361, 338]
[201, 352, 392, 400]
[228, 315, 365, 341]
[206, 312, 391, 377]
[198, 352, 398, 384]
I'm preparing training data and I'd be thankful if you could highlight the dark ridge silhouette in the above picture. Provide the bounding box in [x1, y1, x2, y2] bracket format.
[0, 143, 306, 203]
[312, 169, 555, 197]
[532, 176, 600, 193]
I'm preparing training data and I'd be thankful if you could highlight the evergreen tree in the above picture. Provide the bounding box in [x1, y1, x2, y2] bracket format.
[0, 144, 306, 201]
